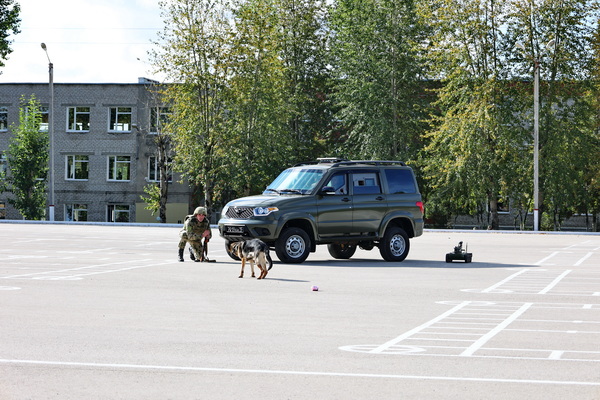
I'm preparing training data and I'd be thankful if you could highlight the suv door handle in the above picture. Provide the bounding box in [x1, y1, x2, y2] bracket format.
[376, 196, 385, 201]
[341, 197, 351, 202]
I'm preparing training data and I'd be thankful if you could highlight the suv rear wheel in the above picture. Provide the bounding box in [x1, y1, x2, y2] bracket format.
[275, 227, 310, 263]
[379, 226, 410, 262]
[327, 243, 357, 259]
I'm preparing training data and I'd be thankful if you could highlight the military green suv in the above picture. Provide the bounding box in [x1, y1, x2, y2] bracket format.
[218, 159, 424, 263]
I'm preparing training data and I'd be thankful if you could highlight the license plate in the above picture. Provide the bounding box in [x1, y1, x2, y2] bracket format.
[225, 225, 245, 234]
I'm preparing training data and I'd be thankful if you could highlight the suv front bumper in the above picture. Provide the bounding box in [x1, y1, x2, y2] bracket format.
[219, 217, 278, 241]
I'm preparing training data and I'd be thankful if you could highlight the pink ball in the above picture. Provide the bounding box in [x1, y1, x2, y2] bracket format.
[311, 285, 319, 291]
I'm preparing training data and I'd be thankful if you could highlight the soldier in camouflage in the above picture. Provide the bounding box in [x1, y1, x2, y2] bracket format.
[178, 206, 212, 262]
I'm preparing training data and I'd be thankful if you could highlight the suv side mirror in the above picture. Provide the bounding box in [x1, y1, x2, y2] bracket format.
[320, 186, 335, 195]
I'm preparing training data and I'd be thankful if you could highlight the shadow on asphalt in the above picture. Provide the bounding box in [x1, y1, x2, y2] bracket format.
[262, 278, 311, 282]
[285, 258, 539, 269]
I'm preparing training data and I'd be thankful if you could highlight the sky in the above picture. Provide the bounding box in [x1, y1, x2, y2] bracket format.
[0, 0, 166, 84]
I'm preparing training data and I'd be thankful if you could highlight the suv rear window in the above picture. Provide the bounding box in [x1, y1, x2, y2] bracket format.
[384, 169, 417, 194]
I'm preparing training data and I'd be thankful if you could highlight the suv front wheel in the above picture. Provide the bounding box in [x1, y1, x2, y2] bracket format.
[275, 227, 310, 263]
[224, 239, 241, 261]
[379, 226, 410, 262]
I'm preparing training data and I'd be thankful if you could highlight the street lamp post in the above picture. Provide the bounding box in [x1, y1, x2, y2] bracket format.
[517, 40, 554, 232]
[41, 43, 54, 221]
[533, 58, 540, 232]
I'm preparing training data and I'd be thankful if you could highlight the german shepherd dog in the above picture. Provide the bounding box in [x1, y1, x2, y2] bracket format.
[229, 239, 273, 279]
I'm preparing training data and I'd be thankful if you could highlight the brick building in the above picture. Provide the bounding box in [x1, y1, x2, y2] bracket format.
[0, 78, 191, 223]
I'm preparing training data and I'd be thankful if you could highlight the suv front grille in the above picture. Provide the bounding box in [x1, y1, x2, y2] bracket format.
[225, 206, 254, 219]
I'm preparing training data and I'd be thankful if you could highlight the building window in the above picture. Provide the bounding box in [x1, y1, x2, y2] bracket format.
[148, 156, 173, 182]
[0, 152, 6, 176]
[150, 107, 172, 134]
[26, 106, 49, 132]
[65, 204, 88, 221]
[65, 155, 89, 180]
[109, 107, 132, 132]
[107, 155, 131, 181]
[67, 107, 90, 132]
[39, 106, 49, 132]
[108, 204, 130, 222]
[0, 107, 7, 131]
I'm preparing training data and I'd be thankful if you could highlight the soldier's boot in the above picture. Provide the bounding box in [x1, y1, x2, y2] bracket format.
[178, 249, 184, 262]
[189, 247, 197, 261]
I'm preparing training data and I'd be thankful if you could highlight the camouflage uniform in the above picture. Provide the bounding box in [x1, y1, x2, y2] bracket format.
[178, 206, 212, 262]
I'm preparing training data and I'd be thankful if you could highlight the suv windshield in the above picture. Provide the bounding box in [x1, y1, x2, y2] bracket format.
[264, 168, 324, 195]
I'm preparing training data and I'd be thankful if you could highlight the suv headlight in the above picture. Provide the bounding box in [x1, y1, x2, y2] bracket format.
[254, 207, 278, 216]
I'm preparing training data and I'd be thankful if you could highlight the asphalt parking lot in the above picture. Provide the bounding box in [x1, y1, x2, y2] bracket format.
[1, 222, 599, 399]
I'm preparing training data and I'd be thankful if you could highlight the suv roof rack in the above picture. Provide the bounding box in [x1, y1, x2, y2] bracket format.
[331, 160, 407, 167]
[293, 157, 348, 167]
[293, 159, 407, 167]
[294, 157, 406, 167]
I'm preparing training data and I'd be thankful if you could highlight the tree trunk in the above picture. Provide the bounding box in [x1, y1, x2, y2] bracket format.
[489, 197, 499, 230]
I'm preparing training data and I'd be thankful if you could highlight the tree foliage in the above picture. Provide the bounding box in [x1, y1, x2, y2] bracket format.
[0, 0, 20, 69]
[5, 96, 48, 220]
[224, 0, 294, 196]
[152, 0, 235, 214]
[418, 0, 521, 229]
[139, 98, 174, 223]
[419, 0, 600, 230]
[506, 0, 600, 230]
[328, 0, 428, 161]
[150, 0, 600, 231]
[277, 0, 333, 160]
[152, 0, 332, 212]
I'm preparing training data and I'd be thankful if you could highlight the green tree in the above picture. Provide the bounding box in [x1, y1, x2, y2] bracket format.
[277, 0, 333, 160]
[0, 0, 20, 70]
[151, 0, 234, 214]
[225, 0, 295, 196]
[5, 96, 48, 220]
[418, 0, 525, 229]
[328, 0, 428, 161]
[140, 96, 174, 223]
[152, 0, 331, 209]
[507, 0, 600, 230]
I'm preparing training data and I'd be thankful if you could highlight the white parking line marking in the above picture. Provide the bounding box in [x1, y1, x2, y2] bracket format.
[538, 270, 571, 294]
[574, 252, 593, 267]
[466, 269, 600, 296]
[535, 252, 560, 265]
[1, 358, 599, 387]
[1, 260, 154, 279]
[369, 301, 472, 354]
[341, 301, 600, 361]
[460, 303, 532, 357]
[482, 269, 529, 293]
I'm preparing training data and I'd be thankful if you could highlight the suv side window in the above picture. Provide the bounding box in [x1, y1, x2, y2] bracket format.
[325, 173, 348, 195]
[384, 168, 417, 194]
[351, 172, 381, 194]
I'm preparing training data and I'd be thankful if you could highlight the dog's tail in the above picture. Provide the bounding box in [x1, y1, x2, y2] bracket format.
[266, 249, 273, 270]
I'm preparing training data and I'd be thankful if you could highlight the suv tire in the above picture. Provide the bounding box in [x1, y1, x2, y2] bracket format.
[275, 227, 310, 263]
[327, 243, 357, 259]
[379, 226, 410, 262]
